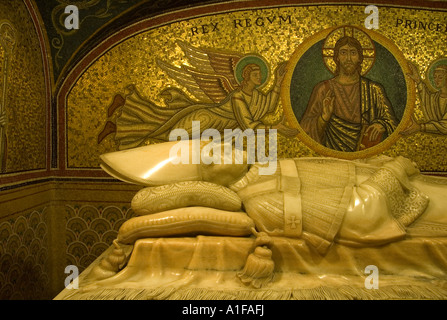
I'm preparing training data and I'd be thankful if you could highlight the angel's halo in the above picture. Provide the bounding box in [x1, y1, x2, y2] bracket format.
[234, 55, 270, 88]
[426, 57, 447, 92]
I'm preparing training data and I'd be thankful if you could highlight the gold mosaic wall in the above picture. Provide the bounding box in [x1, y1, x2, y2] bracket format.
[67, 5, 447, 172]
[0, 0, 46, 173]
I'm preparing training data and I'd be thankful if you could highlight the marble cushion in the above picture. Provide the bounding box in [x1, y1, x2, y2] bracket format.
[131, 181, 242, 215]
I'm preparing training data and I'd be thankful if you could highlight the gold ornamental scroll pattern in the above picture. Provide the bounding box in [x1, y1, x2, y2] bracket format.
[66, 5, 447, 172]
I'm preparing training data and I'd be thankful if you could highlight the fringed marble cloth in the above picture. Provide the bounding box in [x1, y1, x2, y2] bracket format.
[55, 235, 447, 300]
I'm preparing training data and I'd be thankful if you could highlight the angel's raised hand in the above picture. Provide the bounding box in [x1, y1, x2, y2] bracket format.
[407, 61, 421, 84]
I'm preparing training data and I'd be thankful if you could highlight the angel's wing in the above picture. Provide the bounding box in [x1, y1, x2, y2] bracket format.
[156, 40, 244, 104]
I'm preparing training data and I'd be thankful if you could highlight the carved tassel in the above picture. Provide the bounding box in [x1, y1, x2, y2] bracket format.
[106, 240, 127, 270]
[237, 229, 275, 288]
[86, 240, 127, 281]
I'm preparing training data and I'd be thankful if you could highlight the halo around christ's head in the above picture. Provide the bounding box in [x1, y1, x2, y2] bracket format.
[322, 25, 376, 76]
[234, 54, 270, 88]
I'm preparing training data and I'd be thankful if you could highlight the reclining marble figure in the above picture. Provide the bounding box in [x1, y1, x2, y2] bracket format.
[94, 140, 447, 288]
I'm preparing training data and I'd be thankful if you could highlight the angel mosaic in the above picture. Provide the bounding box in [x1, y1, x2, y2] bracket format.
[98, 41, 297, 150]
[402, 58, 447, 136]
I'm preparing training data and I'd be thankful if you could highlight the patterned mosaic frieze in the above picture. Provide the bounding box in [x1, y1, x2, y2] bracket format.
[0, 208, 50, 300]
[65, 204, 135, 272]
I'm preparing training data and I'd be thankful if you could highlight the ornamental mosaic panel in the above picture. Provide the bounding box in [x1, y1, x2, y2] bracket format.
[66, 4, 447, 173]
[0, 208, 50, 300]
[65, 204, 135, 272]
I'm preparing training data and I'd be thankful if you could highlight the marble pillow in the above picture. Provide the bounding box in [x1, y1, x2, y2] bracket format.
[131, 181, 242, 215]
[117, 207, 255, 244]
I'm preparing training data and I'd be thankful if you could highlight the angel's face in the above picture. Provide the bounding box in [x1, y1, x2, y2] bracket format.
[249, 69, 262, 86]
[434, 69, 447, 89]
